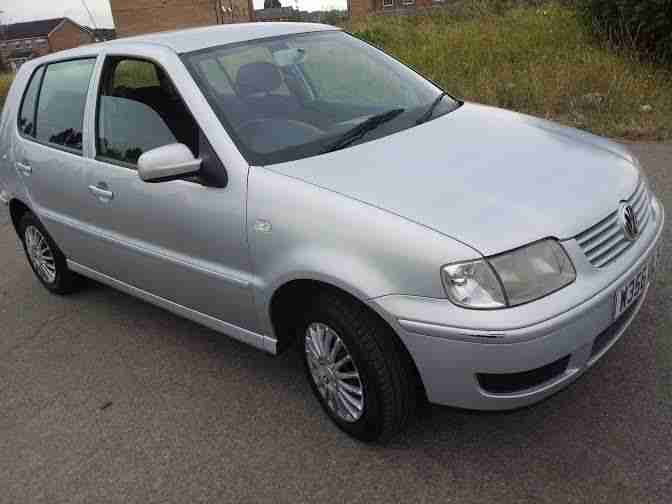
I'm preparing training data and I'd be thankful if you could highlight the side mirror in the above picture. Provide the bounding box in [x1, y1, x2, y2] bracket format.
[137, 143, 201, 183]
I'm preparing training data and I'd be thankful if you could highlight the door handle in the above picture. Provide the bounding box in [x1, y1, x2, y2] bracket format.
[16, 161, 32, 176]
[88, 184, 114, 202]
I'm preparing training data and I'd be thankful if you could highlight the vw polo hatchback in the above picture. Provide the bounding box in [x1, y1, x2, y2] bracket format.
[0, 23, 664, 442]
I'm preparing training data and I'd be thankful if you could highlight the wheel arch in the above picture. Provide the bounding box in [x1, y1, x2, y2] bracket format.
[8, 198, 32, 233]
[268, 276, 427, 401]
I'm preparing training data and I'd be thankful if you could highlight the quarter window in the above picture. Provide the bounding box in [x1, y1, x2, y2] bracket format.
[18, 66, 44, 137]
[35, 58, 96, 152]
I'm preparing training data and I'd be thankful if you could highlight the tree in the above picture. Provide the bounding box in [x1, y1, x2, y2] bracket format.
[264, 0, 282, 8]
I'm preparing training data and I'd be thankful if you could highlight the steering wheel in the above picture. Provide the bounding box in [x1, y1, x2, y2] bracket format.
[237, 118, 325, 137]
[236, 118, 326, 153]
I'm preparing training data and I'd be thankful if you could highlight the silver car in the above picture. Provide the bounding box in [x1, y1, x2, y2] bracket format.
[0, 23, 664, 442]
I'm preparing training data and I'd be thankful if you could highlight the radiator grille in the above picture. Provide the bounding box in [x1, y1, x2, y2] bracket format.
[575, 178, 652, 268]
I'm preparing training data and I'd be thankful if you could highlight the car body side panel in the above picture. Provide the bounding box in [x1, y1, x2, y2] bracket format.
[2, 56, 102, 263]
[3, 45, 263, 334]
[71, 45, 260, 331]
[246, 166, 482, 337]
[0, 67, 32, 210]
[77, 159, 259, 331]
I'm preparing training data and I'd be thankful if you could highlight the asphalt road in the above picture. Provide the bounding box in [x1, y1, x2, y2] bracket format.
[1, 143, 670, 503]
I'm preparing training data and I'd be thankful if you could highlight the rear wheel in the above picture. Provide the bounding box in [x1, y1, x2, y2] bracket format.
[301, 290, 416, 442]
[19, 212, 80, 294]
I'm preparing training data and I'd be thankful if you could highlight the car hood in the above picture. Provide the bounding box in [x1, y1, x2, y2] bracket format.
[266, 103, 640, 256]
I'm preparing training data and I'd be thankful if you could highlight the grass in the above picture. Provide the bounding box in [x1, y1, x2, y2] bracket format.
[346, 1, 672, 140]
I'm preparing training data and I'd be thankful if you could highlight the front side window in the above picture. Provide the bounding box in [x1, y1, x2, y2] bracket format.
[18, 66, 44, 136]
[96, 57, 198, 167]
[35, 58, 96, 152]
[184, 31, 459, 165]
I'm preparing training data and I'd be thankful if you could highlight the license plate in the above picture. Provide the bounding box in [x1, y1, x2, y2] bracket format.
[614, 259, 654, 319]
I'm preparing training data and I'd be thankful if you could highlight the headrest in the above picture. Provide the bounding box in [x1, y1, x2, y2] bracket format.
[236, 62, 282, 97]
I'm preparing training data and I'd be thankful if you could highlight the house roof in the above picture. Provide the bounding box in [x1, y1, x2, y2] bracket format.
[0, 17, 65, 41]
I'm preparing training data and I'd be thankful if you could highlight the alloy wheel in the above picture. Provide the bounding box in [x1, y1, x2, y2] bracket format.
[25, 225, 56, 284]
[304, 322, 365, 423]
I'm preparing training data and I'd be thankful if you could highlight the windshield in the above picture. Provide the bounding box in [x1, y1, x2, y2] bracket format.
[183, 30, 460, 165]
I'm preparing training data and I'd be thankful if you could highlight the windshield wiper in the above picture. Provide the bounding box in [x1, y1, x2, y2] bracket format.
[323, 108, 405, 153]
[416, 92, 448, 125]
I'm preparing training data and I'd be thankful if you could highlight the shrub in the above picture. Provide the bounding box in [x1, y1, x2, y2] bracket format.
[576, 0, 672, 63]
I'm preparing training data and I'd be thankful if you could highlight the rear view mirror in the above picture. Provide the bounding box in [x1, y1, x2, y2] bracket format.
[273, 48, 306, 67]
[137, 143, 201, 183]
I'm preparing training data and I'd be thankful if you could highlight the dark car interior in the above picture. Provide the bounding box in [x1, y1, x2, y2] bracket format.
[96, 57, 227, 186]
[189, 56, 389, 156]
[103, 60, 199, 156]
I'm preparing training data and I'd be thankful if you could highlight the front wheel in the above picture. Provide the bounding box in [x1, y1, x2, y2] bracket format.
[301, 290, 416, 442]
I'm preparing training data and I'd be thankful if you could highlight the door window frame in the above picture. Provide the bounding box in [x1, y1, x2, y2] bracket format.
[15, 56, 99, 157]
[16, 65, 45, 140]
[92, 53, 228, 187]
[94, 55, 197, 171]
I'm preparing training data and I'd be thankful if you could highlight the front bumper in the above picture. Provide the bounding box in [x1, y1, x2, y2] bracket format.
[375, 197, 664, 410]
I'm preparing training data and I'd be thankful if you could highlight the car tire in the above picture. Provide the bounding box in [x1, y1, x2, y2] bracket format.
[301, 290, 416, 442]
[18, 212, 80, 295]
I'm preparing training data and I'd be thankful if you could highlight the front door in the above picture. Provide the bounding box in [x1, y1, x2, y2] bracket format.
[78, 56, 257, 330]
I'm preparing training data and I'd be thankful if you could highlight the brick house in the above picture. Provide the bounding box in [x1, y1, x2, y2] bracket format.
[0, 18, 96, 71]
[110, 0, 255, 38]
[349, 0, 446, 19]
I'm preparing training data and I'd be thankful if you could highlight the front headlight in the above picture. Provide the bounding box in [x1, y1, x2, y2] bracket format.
[442, 240, 576, 309]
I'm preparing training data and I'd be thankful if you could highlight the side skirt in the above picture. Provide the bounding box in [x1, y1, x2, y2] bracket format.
[67, 260, 277, 354]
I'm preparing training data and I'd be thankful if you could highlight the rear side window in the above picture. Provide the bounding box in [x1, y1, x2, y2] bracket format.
[17, 66, 44, 136]
[35, 59, 96, 152]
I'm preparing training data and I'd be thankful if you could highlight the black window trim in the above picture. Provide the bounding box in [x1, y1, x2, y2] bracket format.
[16, 56, 98, 158]
[16, 64, 45, 140]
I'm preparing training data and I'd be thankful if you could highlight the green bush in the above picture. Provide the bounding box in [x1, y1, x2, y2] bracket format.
[576, 0, 672, 63]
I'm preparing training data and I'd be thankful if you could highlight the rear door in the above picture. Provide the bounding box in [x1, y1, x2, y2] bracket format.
[13, 57, 100, 264]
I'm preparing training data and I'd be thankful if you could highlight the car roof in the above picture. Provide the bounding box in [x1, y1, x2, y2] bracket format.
[18, 23, 340, 71]
[105, 22, 338, 54]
